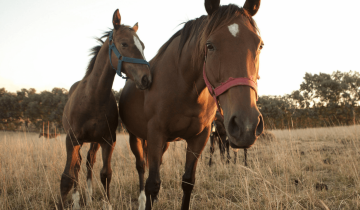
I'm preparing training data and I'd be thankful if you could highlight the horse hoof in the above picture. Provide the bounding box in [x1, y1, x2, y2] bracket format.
[72, 191, 81, 210]
[138, 190, 146, 210]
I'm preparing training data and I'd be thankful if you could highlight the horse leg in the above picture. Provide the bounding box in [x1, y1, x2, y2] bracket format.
[73, 145, 83, 209]
[59, 134, 82, 210]
[244, 148, 248, 167]
[233, 150, 238, 164]
[218, 135, 225, 163]
[208, 134, 215, 166]
[181, 128, 209, 210]
[85, 142, 101, 205]
[223, 135, 230, 164]
[100, 138, 116, 209]
[144, 129, 167, 210]
[129, 132, 146, 210]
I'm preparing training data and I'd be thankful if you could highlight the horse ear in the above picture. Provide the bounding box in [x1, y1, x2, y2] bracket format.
[132, 22, 138, 33]
[112, 9, 121, 30]
[204, 0, 220, 16]
[243, 0, 261, 16]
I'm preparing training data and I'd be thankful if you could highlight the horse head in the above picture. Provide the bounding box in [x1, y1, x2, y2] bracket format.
[203, 0, 264, 148]
[110, 9, 152, 89]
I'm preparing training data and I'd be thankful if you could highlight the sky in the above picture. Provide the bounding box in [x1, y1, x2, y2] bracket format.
[0, 0, 359, 96]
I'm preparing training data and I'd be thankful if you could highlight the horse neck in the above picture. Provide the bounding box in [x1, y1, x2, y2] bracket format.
[86, 40, 116, 101]
[179, 41, 208, 97]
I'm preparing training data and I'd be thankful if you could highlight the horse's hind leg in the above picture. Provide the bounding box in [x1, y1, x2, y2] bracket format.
[86, 142, 101, 205]
[223, 136, 230, 164]
[208, 134, 215, 166]
[59, 134, 82, 210]
[100, 137, 116, 209]
[218, 135, 226, 163]
[129, 132, 146, 210]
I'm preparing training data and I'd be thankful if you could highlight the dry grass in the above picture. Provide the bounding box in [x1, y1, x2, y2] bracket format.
[1, 125, 360, 209]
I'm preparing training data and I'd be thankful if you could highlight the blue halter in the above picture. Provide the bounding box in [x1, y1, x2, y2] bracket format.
[108, 31, 150, 79]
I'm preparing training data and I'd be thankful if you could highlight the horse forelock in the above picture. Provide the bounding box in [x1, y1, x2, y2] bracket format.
[197, 4, 259, 65]
[152, 4, 259, 69]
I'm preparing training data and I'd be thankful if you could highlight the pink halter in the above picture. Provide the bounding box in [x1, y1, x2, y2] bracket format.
[203, 61, 258, 117]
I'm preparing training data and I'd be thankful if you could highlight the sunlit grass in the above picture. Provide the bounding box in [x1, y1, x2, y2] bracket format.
[1, 125, 360, 209]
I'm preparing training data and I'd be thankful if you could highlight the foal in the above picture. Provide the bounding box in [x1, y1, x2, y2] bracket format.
[60, 9, 151, 210]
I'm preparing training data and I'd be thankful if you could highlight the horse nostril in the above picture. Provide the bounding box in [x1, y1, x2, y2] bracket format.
[141, 75, 149, 87]
[256, 115, 264, 137]
[228, 116, 241, 139]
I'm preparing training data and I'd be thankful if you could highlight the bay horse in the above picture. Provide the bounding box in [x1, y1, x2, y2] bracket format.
[208, 111, 248, 166]
[119, 0, 264, 209]
[60, 9, 151, 210]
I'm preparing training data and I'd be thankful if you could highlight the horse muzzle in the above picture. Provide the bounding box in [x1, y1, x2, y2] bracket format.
[226, 112, 264, 148]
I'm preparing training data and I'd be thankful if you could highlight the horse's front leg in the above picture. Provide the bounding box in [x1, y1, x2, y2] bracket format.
[222, 135, 230, 164]
[129, 132, 147, 210]
[100, 135, 116, 210]
[145, 126, 167, 210]
[59, 134, 82, 210]
[86, 143, 101, 205]
[182, 127, 210, 210]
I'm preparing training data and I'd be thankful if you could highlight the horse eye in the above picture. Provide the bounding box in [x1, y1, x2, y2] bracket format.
[259, 43, 264, 50]
[121, 43, 128, 47]
[206, 43, 214, 51]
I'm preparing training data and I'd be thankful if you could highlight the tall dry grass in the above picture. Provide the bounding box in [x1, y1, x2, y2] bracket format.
[1, 125, 360, 209]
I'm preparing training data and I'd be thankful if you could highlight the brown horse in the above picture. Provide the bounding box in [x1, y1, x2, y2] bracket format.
[60, 9, 151, 210]
[119, 0, 264, 209]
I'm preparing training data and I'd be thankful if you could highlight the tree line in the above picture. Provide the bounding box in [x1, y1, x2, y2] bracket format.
[1, 70, 359, 131]
[258, 70, 360, 129]
[0, 87, 122, 132]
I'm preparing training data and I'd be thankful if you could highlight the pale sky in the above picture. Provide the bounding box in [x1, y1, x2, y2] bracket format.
[0, 0, 359, 96]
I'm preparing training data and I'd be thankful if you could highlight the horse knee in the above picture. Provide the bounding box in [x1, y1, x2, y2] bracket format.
[210, 146, 214, 154]
[60, 173, 74, 195]
[182, 175, 194, 193]
[100, 169, 112, 182]
[145, 178, 161, 197]
[136, 161, 145, 174]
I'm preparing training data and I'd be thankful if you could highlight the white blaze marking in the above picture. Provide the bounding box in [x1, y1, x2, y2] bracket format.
[228, 23, 239, 37]
[134, 36, 145, 58]
[72, 191, 80, 210]
[86, 179, 93, 205]
[138, 190, 146, 210]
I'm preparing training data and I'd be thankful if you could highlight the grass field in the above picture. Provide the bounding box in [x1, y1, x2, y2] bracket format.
[1, 125, 360, 209]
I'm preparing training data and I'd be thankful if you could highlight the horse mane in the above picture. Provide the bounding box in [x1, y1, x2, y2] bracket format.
[84, 25, 134, 77]
[84, 31, 111, 77]
[152, 4, 259, 68]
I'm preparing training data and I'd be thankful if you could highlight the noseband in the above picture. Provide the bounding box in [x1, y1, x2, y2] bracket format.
[203, 54, 258, 117]
[108, 31, 150, 79]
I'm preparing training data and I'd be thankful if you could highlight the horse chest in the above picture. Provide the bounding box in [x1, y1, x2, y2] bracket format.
[168, 115, 204, 139]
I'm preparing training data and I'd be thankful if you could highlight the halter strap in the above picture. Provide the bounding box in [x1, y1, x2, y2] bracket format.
[203, 61, 258, 117]
[108, 31, 150, 79]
